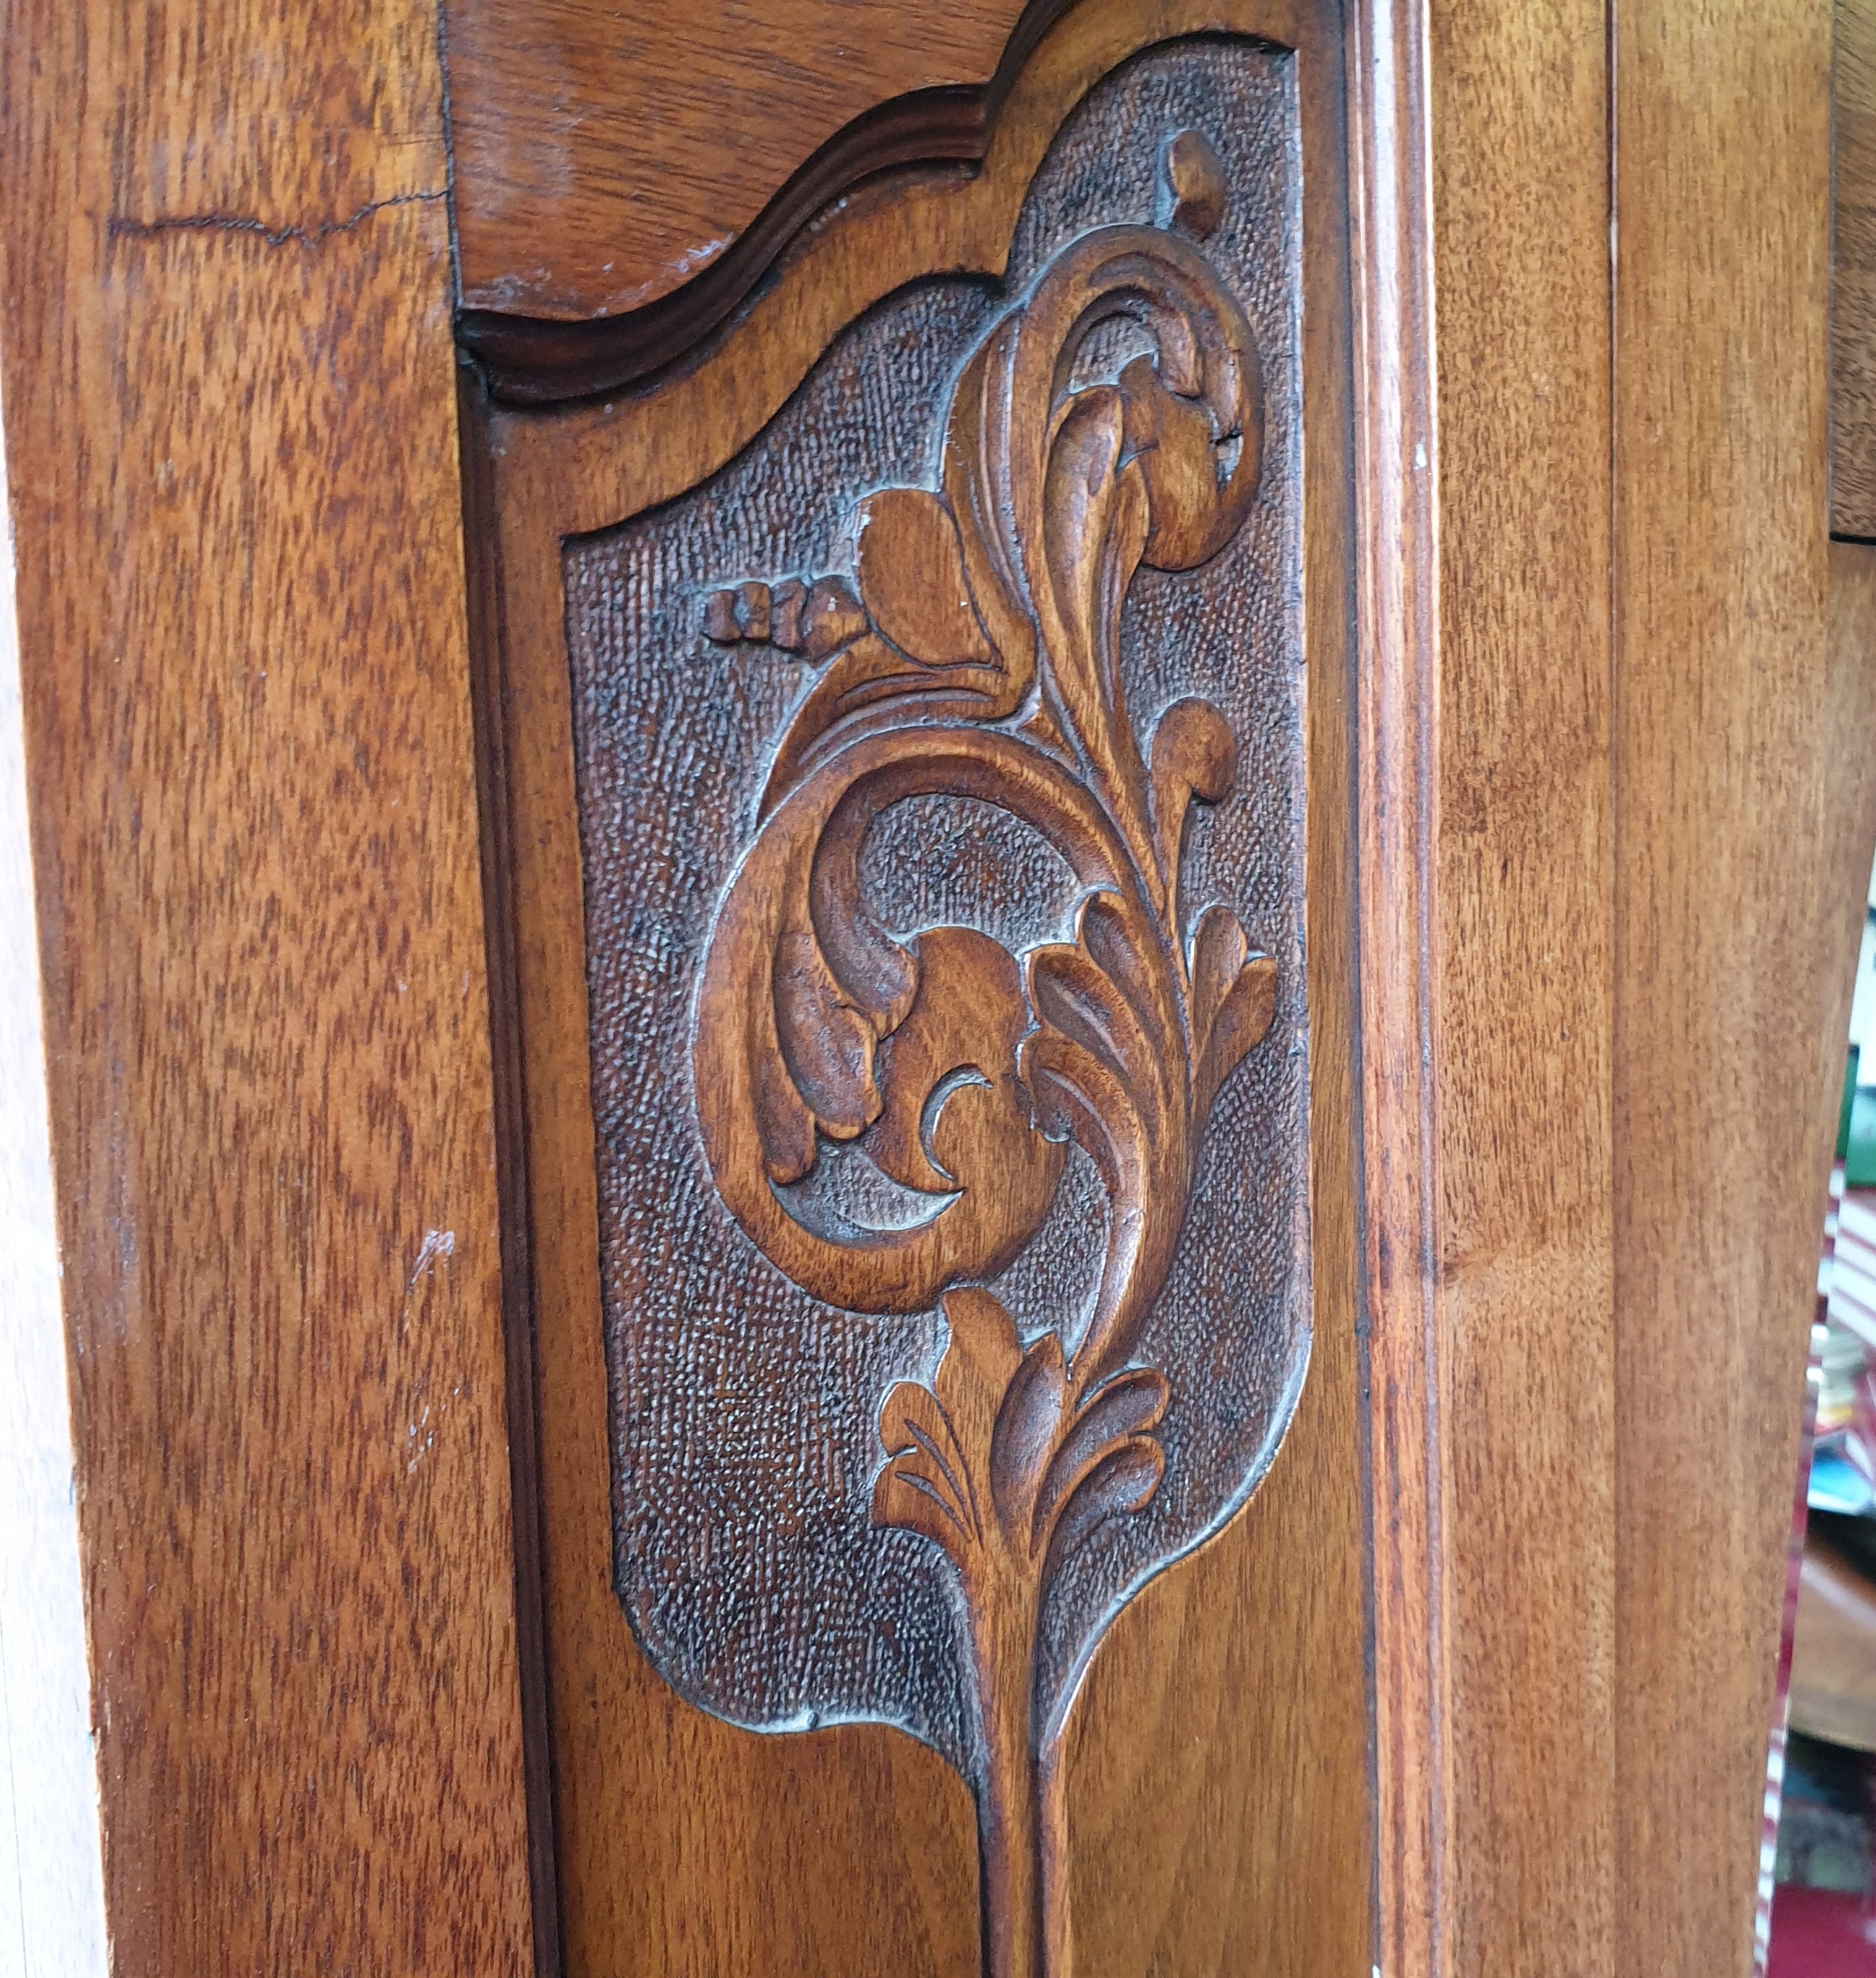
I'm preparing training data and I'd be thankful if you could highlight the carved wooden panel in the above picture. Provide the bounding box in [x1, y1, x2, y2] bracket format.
[468, 4, 1365, 1971]
[558, 51, 1304, 1976]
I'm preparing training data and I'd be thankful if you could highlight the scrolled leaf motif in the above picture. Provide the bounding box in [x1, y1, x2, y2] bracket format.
[693, 210, 1276, 1385]
[688, 128, 1282, 1978]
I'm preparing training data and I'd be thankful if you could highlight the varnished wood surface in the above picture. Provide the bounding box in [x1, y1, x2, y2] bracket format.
[1345, 5, 1450, 1972]
[445, 0, 1039, 338]
[0, 0, 535, 1967]
[1057, 29, 1368, 1973]
[455, 0, 1340, 407]
[1836, 0, 1876, 536]
[470, 4, 1371, 1971]
[675, 159, 1291, 1978]
[0, 0, 1851, 1967]
[1429, 3, 1618, 1971]
[1613, 18, 1858, 1974]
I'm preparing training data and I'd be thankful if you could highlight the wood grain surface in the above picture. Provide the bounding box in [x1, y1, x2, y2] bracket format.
[0, 0, 1851, 1968]
[649, 135, 1298, 1978]
[0, 0, 535, 1968]
[469, 4, 1371, 1973]
[1429, 4, 1618, 1972]
[445, 0, 1038, 326]
[1613, 13, 1865, 1974]
[1836, 0, 1876, 536]
[1345, 4, 1451, 1972]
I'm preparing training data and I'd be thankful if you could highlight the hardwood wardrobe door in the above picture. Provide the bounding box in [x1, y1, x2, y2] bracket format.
[0, 0, 534, 1969]
[458, 5, 1370, 1974]
[5, 0, 1856, 1968]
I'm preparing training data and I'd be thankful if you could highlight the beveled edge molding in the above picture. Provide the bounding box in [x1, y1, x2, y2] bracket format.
[484, 0, 1313, 547]
[454, 1, 1321, 409]
[454, 0, 1073, 407]
[1346, 4, 1452, 1977]
[454, 366, 565, 1978]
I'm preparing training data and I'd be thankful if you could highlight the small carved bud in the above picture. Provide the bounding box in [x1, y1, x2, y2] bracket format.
[799, 578, 868, 664]
[769, 578, 809, 651]
[702, 574, 862, 656]
[702, 587, 741, 643]
[735, 580, 771, 643]
[1159, 127, 1225, 241]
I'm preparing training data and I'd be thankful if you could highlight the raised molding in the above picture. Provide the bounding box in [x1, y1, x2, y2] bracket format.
[1345, 3, 1451, 1975]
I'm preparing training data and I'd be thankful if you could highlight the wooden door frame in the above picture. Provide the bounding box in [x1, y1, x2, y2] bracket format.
[2, 0, 1869, 1972]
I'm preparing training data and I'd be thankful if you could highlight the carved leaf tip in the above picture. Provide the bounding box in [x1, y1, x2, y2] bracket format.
[872, 1285, 1171, 1582]
[873, 1285, 1022, 1562]
[1148, 696, 1237, 895]
[854, 486, 998, 668]
[1047, 1434, 1167, 1574]
[1159, 127, 1227, 241]
[770, 928, 886, 1143]
[1034, 1364, 1170, 1565]
[1189, 905, 1277, 1107]
[876, 1377, 979, 1560]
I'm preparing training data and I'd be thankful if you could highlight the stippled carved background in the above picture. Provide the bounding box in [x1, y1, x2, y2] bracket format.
[563, 36, 1307, 1769]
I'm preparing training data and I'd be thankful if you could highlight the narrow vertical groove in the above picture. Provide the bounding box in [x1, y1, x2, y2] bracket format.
[1604, 11, 1623, 1955]
[458, 368, 564, 1978]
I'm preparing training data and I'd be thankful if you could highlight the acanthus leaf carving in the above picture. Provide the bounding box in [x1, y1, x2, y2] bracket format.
[873, 1285, 1173, 1583]
[690, 123, 1281, 1978]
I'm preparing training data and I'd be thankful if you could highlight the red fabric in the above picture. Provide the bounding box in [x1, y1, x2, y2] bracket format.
[1769, 1886, 1876, 1975]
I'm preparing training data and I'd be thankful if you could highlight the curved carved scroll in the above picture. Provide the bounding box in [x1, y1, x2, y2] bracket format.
[688, 129, 1281, 1978]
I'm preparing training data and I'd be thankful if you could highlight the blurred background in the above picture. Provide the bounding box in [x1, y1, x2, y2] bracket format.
[1764, 854, 1876, 1973]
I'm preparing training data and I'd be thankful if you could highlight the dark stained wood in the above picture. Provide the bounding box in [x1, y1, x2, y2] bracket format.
[446, 0, 1055, 396]
[1836, 0, 1876, 536]
[1054, 27, 1370, 1975]
[460, 370, 566, 1978]
[468, 4, 1371, 1972]
[1614, 16, 1862, 1974]
[0, 0, 536, 1968]
[0, 0, 1848, 1967]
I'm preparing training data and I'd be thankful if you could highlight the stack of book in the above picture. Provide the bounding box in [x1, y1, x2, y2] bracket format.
[1826, 1170, 1872, 1427]
[1823, 1033, 1876, 1499]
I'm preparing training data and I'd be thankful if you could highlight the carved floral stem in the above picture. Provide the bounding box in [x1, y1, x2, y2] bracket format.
[872, 1284, 1174, 1977]
[971, 1552, 1047, 1978]
[694, 128, 1277, 1978]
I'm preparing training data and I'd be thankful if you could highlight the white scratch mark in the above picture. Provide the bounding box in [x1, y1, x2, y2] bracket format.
[406, 1227, 455, 1294]
[399, 1230, 458, 1468]
[668, 234, 731, 278]
[397, 1226, 457, 1342]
